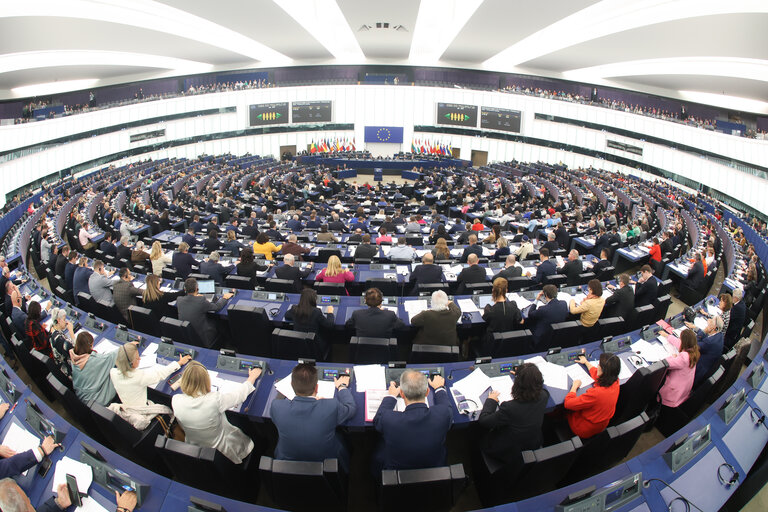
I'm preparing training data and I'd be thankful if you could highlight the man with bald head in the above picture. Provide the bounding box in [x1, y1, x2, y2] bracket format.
[456, 253, 487, 294]
[495, 254, 523, 280]
[460, 234, 483, 263]
[409, 253, 444, 294]
[558, 249, 584, 286]
[275, 253, 311, 292]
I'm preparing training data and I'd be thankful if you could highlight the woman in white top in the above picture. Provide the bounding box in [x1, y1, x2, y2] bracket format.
[171, 361, 261, 464]
[110, 343, 191, 407]
[149, 241, 173, 276]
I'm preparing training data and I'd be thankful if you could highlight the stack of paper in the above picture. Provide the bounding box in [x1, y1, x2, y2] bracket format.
[275, 376, 335, 400]
[403, 300, 429, 321]
[489, 375, 514, 402]
[353, 364, 386, 393]
[451, 368, 492, 405]
[457, 298, 479, 313]
[532, 360, 570, 390]
[94, 338, 120, 354]
[3, 423, 41, 475]
[565, 364, 594, 389]
[365, 389, 408, 421]
[51, 456, 93, 492]
[630, 339, 669, 363]
[694, 316, 709, 331]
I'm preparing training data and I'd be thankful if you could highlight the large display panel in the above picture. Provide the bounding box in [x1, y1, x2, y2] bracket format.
[480, 106, 522, 133]
[249, 102, 289, 126]
[291, 101, 333, 123]
[437, 102, 478, 127]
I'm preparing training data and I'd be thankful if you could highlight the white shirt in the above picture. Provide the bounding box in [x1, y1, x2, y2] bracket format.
[172, 380, 255, 464]
[151, 251, 173, 276]
[110, 361, 180, 407]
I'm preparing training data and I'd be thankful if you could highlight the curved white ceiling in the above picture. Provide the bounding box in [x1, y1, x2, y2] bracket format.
[0, 0, 765, 113]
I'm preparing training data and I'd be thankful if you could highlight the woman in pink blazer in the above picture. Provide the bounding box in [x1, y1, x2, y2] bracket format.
[658, 329, 700, 407]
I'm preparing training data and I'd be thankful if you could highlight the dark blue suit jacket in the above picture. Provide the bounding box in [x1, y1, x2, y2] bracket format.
[172, 252, 197, 279]
[373, 388, 452, 470]
[181, 233, 197, 247]
[199, 261, 230, 286]
[64, 262, 77, 291]
[532, 259, 557, 284]
[270, 388, 356, 468]
[285, 219, 303, 232]
[0, 449, 37, 479]
[72, 267, 93, 305]
[527, 299, 569, 347]
[694, 330, 724, 386]
[725, 300, 746, 345]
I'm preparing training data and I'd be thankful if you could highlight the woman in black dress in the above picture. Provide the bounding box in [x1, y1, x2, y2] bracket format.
[284, 289, 335, 360]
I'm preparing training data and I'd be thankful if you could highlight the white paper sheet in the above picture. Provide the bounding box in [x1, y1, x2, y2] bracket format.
[694, 316, 709, 331]
[565, 364, 593, 389]
[2, 423, 40, 464]
[51, 456, 93, 492]
[403, 299, 429, 321]
[93, 338, 120, 354]
[451, 368, 492, 403]
[354, 364, 386, 393]
[618, 358, 633, 380]
[457, 298, 479, 313]
[630, 339, 669, 363]
[142, 343, 158, 357]
[489, 375, 514, 402]
[208, 371, 252, 411]
[138, 355, 157, 369]
[533, 360, 570, 390]
[365, 389, 408, 421]
[274, 376, 335, 400]
[76, 496, 110, 512]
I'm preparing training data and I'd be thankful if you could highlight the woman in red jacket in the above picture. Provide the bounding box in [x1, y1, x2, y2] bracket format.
[648, 237, 661, 263]
[564, 353, 621, 438]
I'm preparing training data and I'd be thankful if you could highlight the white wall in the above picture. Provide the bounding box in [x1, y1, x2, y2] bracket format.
[1, 85, 766, 211]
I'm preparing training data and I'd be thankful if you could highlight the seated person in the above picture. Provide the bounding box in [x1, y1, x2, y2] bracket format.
[130, 241, 150, 264]
[199, 251, 231, 286]
[494, 254, 523, 280]
[253, 233, 282, 260]
[410, 291, 461, 346]
[409, 253, 443, 292]
[456, 253, 487, 294]
[172, 242, 197, 279]
[604, 273, 635, 319]
[389, 238, 416, 261]
[632, 264, 658, 307]
[346, 287, 404, 338]
[686, 315, 724, 386]
[0, 403, 60, 479]
[563, 353, 621, 438]
[315, 255, 354, 292]
[172, 361, 261, 464]
[658, 329, 699, 408]
[316, 225, 339, 243]
[479, 363, 549, 463]
[270, 363, 356, 470]
[236, 247, 269, 281]
[284, 289, 335, 357]
[149, 241, 173, 276]
[569, 279, 605, 328]
[353, 234, 378, 260]
[482, 278, 522, 346]
[141, 274, 184, 321]
[70, 331, 118, 406]
[558, 250, 583, 286]
[525, 284, 569, 348]
[24, 301, 53, 358]
[591, 248, 612, 276]
[275, 253, 311, 292]
[177, 278, 234, 348]
[202, 230, 221, 253]
[527, 248, 556, 284]
[111, 342, 191, 408]
[373, 370, 452, 471]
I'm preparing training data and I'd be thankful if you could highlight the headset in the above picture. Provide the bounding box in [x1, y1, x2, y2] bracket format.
[717, 463, 740, 489]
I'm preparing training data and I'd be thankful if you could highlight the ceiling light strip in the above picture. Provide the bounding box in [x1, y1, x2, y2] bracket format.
[409, 0, 484, 64]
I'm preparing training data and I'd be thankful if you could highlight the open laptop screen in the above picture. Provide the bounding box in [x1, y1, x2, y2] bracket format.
[197, 280, 215, 294]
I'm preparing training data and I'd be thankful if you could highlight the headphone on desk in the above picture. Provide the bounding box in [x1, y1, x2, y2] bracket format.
[750, 406, 766, 426]
[717, 463, 740, 489]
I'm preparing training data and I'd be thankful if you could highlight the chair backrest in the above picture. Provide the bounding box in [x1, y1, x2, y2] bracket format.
[265, 278, 298, 293]
[490, 330, 533, 358]
[225, 275, 254, 290]
[597, 317, 625, 339]
[577, 272, 596, 286]
[46, 373, 109, 446]
[543, 274, 566, 287]
[272, 328, 320, 361]
[415, 283, 450, 296]
[506, 276, 531, 292]
[511, 437, 583, 501]
[631, 304, 656, 331]
[365, 278, 399, 297]
[409, 344, 459, 364]
[161, 267, 178, 280]
[464, 282, 493, 295]
[548, 321, 583, 350]
[611, 359, 668, 425]
[314, 282, 346, 296]
[93, 299, 124, 325]
[259, 456, 346, 511]
[658, 279, 673, 297]
[349, 336, 397, 364]
[380, 464, 467, 512]
[159, 316, 204, 347]
[681, 366, 724, 417]
[653, 294, 672, 322]
[128, 305, 161, 337]
[227, 304, 272, 356]
[316, 249, 342, 264]
[76, 292, 97, 314]
[596, 266, 615, 282]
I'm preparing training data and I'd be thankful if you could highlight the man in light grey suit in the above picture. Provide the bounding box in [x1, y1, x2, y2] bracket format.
[176, 277, 233, 347]
[88, 259, 115, 305]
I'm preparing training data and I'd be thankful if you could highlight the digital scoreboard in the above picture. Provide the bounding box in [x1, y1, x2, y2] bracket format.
[291, 100, 332, 123]
[436, 102, 477, 127]
[249, 102, 289, 126]
[480, 106, 522, 133]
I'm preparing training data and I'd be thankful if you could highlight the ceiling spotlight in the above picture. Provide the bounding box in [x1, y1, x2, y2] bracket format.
[358, 24, 371, 31]
[393, 25, 408, 32]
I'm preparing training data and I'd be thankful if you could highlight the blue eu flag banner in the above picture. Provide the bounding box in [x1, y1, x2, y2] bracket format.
[364, 126, 404, 143]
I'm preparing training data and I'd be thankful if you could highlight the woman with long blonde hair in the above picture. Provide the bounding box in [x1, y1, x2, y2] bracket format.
[432, 238, 450, 261]
[315, 255, 354, 294]
[149, 241, 173, 276]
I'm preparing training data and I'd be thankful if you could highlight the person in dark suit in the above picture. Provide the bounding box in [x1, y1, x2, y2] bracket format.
[205, 216, 220, 234]
[72, 256, 93, 305]
[98, 232, 117, 258]
[687, 315, 724, 386]
[373, 370, 452, 471]
[541, 232, 559, 254]
[181, 228, 197, 249]
[591, 248, 612, 277]
[527, 248, 556, 285]
[176, 277, 234, 347]
[285, 215, 303, 232]
[456, 253, 487, 294]
[660, 231, 675, 257]
[593, 227, 610, 257]
[525, 284, 569, 349]
[345, 287, 404, 337]
[604, 273, 635, 320]
[242, 218, 260, 239]
[479, 363, 549, 464]
[459, 234, 483, 263]
[725, 288, 746, 349]
[408, 253, 443, 293]
[681, 253, 705, 296]
[200, 251, 232, 286]
[0, 411, 59, 478]
[141, 274, 184, 321]
[481, 278, 523, 352]
[236, 247, 269, 284]
[54, 246, 69, 278]
[113, 267, 142, 321]
[116, 235, 132, 262]
[270, 363, 356, 470]
[327, 213, 348, 233]
[353, 235, 378, 260]
[64, 250, 79, 291]
[284, 289, 335, 358]
[494, 254, 523, 281]
[275, 254, 311, 292]
[172, 242, 198, 279]
[633, 264, 658, 307]
[410, 290, 461, 346]
[555, 223, 569, 250]
[202, 230, 221, 253]
[558, 249, 583, 286]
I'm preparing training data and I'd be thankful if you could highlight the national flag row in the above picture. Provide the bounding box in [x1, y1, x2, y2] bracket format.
[411, 139, 453, 156]
[309, 138, 356, 153]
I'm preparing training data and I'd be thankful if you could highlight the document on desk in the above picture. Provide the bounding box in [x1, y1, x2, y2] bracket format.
[138, 354, 158, 369]
[208, 371, 252, 411]
[510, 294, 533, 309]
[93, 338, 120, 354]
[2, 423, 41, 475]
[557, 292, 573, 303]
[403, 299, 429, 321]
[533, 361, 570, 390]
[396, 265, 410, 275]
[694, 316, 709, 331]
[481, 246, 494, 257]
[380, 245, 391, 256]
[365, 389, 408, 421]
[449, 248, 463, 257]
[555, 256, 564, 268]
[659, 336, 680, 356]
[275, 376, 335, 400]
[630, 339, 669, 363]
[488, 375, 513, 402]
[52, 456, 93, 492]
[485, 267, 495, 278]
[76, 496, 110, 512]
[353, 364, 386, 393]
[451, 368, 492, 405]
[565, 364, 593, 389]
[457, 298, 479, 313]
[449, 264, 465, 275]
[706, 304, 720, 316]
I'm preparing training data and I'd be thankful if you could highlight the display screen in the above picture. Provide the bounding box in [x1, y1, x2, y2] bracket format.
[615, 336, 631, 348]
[499, 363, 517, 374]
[322, 368, 347, 380]
[437, 102, 478, 127]
[480, 106, 522, 133]
[107, 474, 134, 493]
[249, 102, 289, 126]
[239, 360, 259, 371]
[291, 101, 332, 123]
[268, 293, 277, 300]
